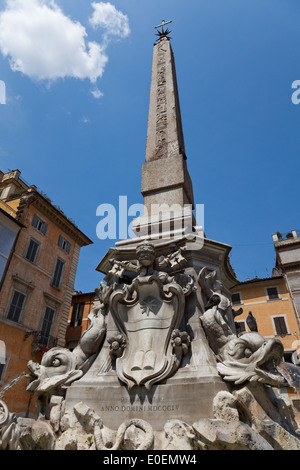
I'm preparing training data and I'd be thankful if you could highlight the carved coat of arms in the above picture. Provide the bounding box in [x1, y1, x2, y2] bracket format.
[108, 242, 192, 390]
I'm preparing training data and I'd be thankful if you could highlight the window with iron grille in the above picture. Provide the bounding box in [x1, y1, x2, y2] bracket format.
[7, 290, 26, 323]
[51, 258, 65, 289]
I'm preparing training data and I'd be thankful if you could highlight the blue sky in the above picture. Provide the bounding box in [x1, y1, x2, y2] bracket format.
[0, 0, 300, 292]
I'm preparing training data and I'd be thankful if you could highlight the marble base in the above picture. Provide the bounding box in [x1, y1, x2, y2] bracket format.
[65, 372, 228, 431]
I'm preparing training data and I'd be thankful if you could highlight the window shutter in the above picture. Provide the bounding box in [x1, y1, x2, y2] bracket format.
[26, 239, 39, 263]
[32, 214, 39, 228]
[267, 287, 279, 299]
[231, 293, 241, 305]
[40, 306, 55, 346]
[58, 235, 63, 248]
[58, 235, 71, 253]
[7, 291, 26, 323]
[52, 259, 65, 288]
[274, 316, 288, 335]
[70, 305, 77, 326]
[41, 221, 48, 235]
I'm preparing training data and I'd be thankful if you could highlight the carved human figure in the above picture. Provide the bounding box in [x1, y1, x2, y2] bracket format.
[109, 241, 187, 282]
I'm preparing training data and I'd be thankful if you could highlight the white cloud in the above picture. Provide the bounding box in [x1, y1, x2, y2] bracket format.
[80, 116, 90, 124]
[89, 2, 130, 40]
[0, 0, 130, 84]
[90, 87, 104, 99]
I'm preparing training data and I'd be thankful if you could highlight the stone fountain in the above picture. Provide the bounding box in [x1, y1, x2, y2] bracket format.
[1, 25, 300, 451]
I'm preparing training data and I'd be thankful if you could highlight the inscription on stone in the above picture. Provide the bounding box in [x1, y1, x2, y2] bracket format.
[155, 41, 168, 157]
[99, 396, 180, 413]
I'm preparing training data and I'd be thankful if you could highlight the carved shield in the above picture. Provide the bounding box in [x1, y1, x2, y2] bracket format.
[109, 275, 186, 390]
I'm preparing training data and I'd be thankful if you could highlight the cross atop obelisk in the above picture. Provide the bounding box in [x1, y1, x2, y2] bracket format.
[154, 19, 172, 37]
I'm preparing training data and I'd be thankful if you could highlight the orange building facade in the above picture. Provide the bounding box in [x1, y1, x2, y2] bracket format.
[65, 291, 96, 351]
[231, 274, 300, 421]
[0, 169, 92, 415]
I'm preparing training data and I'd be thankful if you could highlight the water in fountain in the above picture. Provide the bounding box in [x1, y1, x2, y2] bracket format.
[0, 372, 28, 399]
[277, 363, 300, 397]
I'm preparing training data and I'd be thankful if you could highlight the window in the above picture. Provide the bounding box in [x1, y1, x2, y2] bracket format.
[70, 302, 84, 327]
[231, 292, 242, 305]
[235, 321, 246, 334]
[267, 286, 279, 300]
[58, 235, 71, 254]
[7, 290, 26, 323]
[40, 306, 55, 346]
[273, 316, 288, 336]
[25, 239, 40, 263]
[32, 214, 48, 235]
[51, 258, 65, 289]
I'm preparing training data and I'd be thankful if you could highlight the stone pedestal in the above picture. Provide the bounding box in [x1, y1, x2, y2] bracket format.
[65, 233, 235, 433]
[65, 374, 228, 432]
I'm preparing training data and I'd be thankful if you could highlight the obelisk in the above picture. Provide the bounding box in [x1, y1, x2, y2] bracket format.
[133, 23, 195, 238]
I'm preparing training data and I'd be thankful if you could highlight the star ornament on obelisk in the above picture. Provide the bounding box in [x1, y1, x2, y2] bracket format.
[154, 19, 172, 39]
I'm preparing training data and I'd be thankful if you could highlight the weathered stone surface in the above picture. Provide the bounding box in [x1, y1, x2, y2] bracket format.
[163, 419, 199, 450]
[193, 418, 273, 450]
[19, 420, 55, 450]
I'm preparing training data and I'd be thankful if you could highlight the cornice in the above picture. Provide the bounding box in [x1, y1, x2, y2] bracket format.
[28, 191, 93, 247]
[12, 273, 36, 290]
